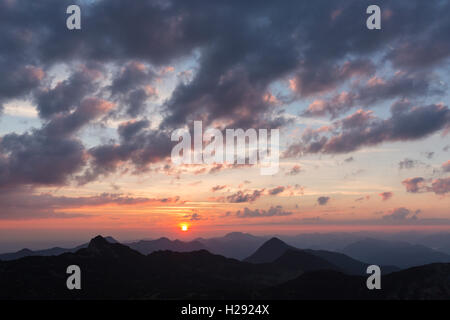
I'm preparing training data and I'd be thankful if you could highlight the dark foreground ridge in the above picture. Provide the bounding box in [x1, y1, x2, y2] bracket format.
[1, 236, 450, 299]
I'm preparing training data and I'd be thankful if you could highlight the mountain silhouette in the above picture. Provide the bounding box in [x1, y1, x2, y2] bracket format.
[245, 237, 399, 275]
[272, 249, 340, 273]
[0, 236, 305, 299]
[0, 232, 264, 261]
[81, 235, 142, 259]
[127, 237, 207, 254]
[195, 232, 268, 259]
[245, 237, 295, 263]
[262, 263, 450, 300]
[0, 236, 118, 261]
[418, 232, 450, 255]
[0, 235, 449, 299]
[342, 238, 450, 268]
[302, 249, 399, 275]
[260, 270, 374, 300]
[0, 248, 35, 261]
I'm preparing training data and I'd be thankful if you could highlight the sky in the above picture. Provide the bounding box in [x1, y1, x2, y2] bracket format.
[0, 0, 449, 247]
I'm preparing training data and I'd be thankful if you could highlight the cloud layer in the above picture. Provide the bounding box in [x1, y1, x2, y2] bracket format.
[0, 0, 449, 222]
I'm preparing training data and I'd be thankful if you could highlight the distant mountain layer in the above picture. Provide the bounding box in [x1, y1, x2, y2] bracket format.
[126, 238, 207, 254]
[418, 233, 450, 255]
[341, 238, 450, 269]
[0, 236, 206, 260]
[2, 232, 450, 273]
[0, 236, 450, 300]
[245, 237, 293, 263]
[245, 237, 399, 275]
[0, 236, 117, 261]
[0, 232, 265, 261]
[195, 232, 268, 260]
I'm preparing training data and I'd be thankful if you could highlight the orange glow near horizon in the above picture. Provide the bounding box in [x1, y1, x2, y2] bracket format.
[180, 224, 189, 232]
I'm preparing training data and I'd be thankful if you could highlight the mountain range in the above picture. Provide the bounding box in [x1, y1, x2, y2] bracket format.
[244, 237, 399, 275]
[0, 232, 266, 261]
[4, 232, 450, 270]
[1, 235, 450, 299]
[194, 232, 268, 259]
[341, 238, 450, 269]
[0, 236, 118, 261]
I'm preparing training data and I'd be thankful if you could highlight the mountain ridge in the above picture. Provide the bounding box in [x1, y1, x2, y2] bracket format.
[342, 237, 450, 268]
[245, 237, 399, 275]
[1, 235, 449, 300]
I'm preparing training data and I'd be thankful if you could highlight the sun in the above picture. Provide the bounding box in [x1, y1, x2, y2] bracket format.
[180, 224, 189, 232]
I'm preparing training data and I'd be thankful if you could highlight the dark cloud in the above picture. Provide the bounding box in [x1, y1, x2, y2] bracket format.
[286, 102, 450, 156]
[108, 61, 157, 117]
[109, 61, 155, 95]
[286, 165, 302, 176]
[226, 189, 264, 203]
[317, 196, 330, 206]
[387, 28, 450, 69]
[43, 98, 113, 137]
[402, 177, 450, 195]
[0, 97, 114, 189]
[382, 207, 420, 222]
[1, 0, 449, 106]
[402, 177, 427, 193]
[355, 195, 370, 202]
[379, 191, 393, 201]
[343, 168, 365, 179]
[431, 178, 450, 195]
[121, 88, 155, 118]
[79, 122, 174, 184]
[162, 64, 291, 130]
[117, 119, 150, 141]
[0, 130, 86, 189]
[0, 0, 449, 194]
[356, 72, 439, 104]
[302, 72, 440, 118]
[0, 65, 44, 100]
[183, 213, 202, 221]
[268, 186, 285, 195]
[398, 158, 420, 170]
[0, 189, 180, 219]
[235, 205, 292, 218]
[423, 151, 435, 159]
[291, 59, 375, 98]
[206, 163, 253, 175]
[35, 66, 101, 118]
[211, 185, 227, 192]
